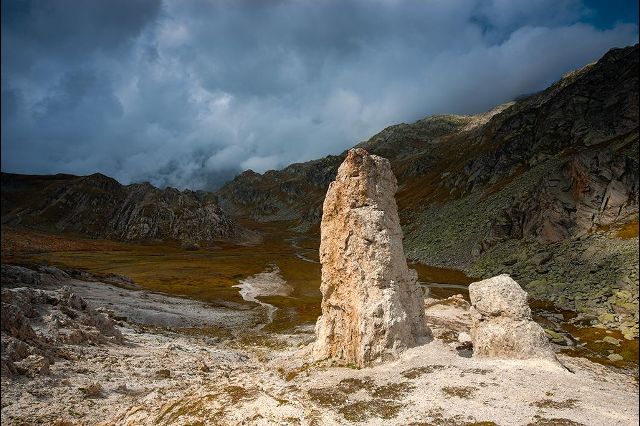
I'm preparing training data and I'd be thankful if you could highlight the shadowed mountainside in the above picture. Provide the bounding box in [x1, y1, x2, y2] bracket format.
[1, 172, 250, 244]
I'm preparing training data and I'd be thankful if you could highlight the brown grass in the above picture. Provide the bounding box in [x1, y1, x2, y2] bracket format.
[441, 386, 477, 399]
[1, 226, 125, 257]
[615, 219, 639, 239]
[337, 400, 404, 422]
[401, 365, 447, 379]
[527, 416, 585, 426]
[2, 222, 322, 331]
[371, 382, 415, 399]
[336, 377, 374, 394]
[307, 388, 348, 407]
[531, 399, 579, 410]
[410, 263, 474, 285]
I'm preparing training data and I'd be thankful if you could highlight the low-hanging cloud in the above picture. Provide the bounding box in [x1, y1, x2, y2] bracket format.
[1, 0, 638, 190]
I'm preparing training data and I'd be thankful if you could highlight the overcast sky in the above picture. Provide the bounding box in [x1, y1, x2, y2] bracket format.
[2, 0, 638, 190]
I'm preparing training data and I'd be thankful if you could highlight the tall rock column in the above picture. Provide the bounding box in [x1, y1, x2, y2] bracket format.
[313, 148, 429, 367]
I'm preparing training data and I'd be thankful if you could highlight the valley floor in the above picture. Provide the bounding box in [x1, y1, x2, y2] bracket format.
[1, 266, 638, 426]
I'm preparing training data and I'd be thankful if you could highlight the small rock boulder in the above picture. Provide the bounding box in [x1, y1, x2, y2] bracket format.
[1, 277, 125, 378]
[469, 274, 558, 362]
[469, 275, 531, 320]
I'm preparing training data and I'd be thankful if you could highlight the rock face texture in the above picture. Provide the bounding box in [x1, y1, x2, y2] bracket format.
[313, 148, 428, 367]
[1, 265, 124, 378]
[1, 172, 250, 244]
[468, 274, 557, 362]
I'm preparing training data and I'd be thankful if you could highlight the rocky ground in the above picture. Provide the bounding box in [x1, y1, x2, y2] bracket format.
[1, 265, 638, 425]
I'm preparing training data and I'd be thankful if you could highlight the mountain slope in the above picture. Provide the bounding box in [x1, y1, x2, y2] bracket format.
[217, 44, 639, 336]
[1, 172, 248, 244]
[218, 45, 638, 247]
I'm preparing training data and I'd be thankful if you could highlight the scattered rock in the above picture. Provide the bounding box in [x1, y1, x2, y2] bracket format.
[198, 360, 210, 373]
[313, 148, 429, 367]
[1, 277, 125, 378]
[602, 336, 621, 346]
[115, 384, 129, 394]
[13, 355, 50, 377]
[544, 329, 568, 346]
[457, 332, 472, 344]
[532, 252, 553, 266]
[1, 265, 43, 288]
[36, 265, 70, 281]
[597, 312, 616, 324]
[79, 383, 103, 398]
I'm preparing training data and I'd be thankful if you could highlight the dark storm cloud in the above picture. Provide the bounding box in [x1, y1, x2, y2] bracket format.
[1, 0, 638, 189]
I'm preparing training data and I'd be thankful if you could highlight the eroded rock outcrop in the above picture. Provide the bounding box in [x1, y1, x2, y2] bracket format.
[1, 279, 124, 378]
[313, 148, 428, 367]
[469, 274, 557, 362]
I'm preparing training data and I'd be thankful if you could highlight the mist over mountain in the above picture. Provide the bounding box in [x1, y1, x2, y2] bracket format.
[2, 0, 638, 189]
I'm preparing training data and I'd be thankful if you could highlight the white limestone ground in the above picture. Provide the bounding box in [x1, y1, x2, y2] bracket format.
[110, 317, 639, 426]
[1, 272, 638, 426]
[60, 275, 260, 329]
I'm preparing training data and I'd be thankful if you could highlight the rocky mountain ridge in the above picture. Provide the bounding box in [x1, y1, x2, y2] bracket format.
[218, 45, 638, 243]
[1, 172, 248, 244]
[1, 45, 637, 336]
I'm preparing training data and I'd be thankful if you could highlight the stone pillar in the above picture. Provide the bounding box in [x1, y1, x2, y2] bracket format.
[313, 148, 429, 367]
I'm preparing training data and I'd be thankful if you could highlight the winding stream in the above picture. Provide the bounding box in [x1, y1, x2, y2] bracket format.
[287, 237, 321, 264]
[233, 265, 293, 329]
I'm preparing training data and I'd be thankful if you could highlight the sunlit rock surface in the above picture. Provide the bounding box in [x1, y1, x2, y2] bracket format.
[313, 148, 429, 367]
[469, 274, 558, 363]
